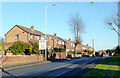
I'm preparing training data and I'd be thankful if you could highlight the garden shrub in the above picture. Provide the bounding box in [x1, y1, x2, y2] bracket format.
[28, 43, 33, 54]
[10, 41, 28, 55]
[59, 48, 65, 52]
[54, 47, 59, 52]
[32, 42, 39, 54]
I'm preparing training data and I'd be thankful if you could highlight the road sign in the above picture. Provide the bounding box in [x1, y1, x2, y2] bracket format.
[39, 40, 46, 50]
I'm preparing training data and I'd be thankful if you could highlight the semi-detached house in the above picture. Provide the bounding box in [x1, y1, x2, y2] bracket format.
[5, 25, 93, 53]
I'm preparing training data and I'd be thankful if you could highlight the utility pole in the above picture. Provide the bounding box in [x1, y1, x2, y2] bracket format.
[92, 39, 95, 55]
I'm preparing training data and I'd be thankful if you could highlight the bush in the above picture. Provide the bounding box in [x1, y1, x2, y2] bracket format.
[54, 47, 59, 52]
[0, 41, 4, 51]
[59, 48, 65, 52]
[115, 46, 120, 53]
[10, 41, 28, 55]
[28, 43, 33, 54]
[68, 51, 74, 54]
[114, 53, 120, 56]
[32, 42, 39, 54]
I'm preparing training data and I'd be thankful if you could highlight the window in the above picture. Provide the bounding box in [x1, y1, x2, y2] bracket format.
[35, 36, 39, 40]
[54, 39, 57, 43]
[15, 34, 19, 39]
[62, 42, 64, 45]
[59, 41, 61, 44]
[41, 36, 45, 40]
[30, 34, 32, 39]
[73, 44, 75, 47]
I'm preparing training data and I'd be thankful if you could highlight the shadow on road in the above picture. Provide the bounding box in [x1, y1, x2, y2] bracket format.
[0, 67, 15, 77]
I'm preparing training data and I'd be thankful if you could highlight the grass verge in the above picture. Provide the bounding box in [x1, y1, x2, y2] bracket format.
[83, 56, 120, 77]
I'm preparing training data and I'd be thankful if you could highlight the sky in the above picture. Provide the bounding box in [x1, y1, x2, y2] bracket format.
[1, 2, 118, 51]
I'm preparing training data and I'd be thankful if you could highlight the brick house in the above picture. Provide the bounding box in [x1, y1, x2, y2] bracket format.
[63, 38, 75, 52]
[5, 25, 67, 51]
[47, 34, 66, 50]
[5, 25, 93, 54]
[5, 25, 45, 50]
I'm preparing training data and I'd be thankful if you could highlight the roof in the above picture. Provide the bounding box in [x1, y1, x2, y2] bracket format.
[47, 34, 65, 41]
[5, 25, 45, 36]
[29, 39, 39, 44]
[17, 25, 45, 36]
[63, 39, 75, 43]
[77, 44, 93, 49]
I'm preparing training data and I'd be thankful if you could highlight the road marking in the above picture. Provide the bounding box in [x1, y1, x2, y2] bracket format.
[81, 67, 85, 69]
[69, 64, 79, 68]
[50, 59, 83, 71]
[49, 63, 72, 71]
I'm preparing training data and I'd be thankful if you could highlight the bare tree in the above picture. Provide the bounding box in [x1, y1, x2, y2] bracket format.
[68, 14, 85, 57]
[68, 14, 85, 43]
[105, 2, 120, 36]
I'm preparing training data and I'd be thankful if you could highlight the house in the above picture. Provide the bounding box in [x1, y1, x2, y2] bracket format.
[47, 34, 66, 50]
[5, 25, 67, 51]
[4, 25, 94, 55]
[63, 38, 75, 52]
[4, 25, 45, 50]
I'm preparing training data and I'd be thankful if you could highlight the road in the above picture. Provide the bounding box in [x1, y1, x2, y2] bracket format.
[2, 57, 105, 77]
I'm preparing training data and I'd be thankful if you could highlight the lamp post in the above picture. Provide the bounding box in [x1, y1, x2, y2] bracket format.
[44, 3, 56, 61]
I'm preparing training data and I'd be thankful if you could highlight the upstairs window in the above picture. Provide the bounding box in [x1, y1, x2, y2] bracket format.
[41, 36, 45, 40]
[35, 35, 39, 40]
[54, 39, 57, 43]
[62, 42, 64, 45]
[73, 44, 75, 47]
[59, 41, 61, 44]
[15, 34, 19, 39]
[30, 34, 33, 39]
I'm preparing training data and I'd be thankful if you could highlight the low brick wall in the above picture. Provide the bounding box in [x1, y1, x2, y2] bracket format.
[2, 55, 43, 67]
[56, 52, 66, 59]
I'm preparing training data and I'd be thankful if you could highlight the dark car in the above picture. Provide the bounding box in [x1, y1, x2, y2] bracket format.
[85, 55, 90, 57]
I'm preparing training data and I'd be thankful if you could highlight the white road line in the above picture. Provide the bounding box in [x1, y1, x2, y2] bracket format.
[81, 67, 85, 69]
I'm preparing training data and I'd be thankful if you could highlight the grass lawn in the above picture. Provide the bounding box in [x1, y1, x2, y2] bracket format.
[83, 57, 120, 77]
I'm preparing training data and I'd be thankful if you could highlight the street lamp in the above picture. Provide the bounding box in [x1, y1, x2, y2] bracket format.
[44, 3, 56, 61]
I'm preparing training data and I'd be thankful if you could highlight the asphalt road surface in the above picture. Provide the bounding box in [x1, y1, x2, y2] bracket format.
[2, 57, 105, 77]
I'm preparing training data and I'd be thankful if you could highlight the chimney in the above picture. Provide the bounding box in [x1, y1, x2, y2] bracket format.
[69, 38, 71, 41]
[31, 26, 34, 31]
[87, 44, 88, 46]
[79, 42, 81, 44]
[54, 33, 56, 36]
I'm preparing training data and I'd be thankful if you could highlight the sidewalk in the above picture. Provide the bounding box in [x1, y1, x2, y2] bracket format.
[2, 61, 51, 71]
[2, 57, 80, 71]
[2, 57, 90, 71]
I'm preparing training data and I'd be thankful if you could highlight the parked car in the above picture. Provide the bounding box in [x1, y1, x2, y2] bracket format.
[75, 52, 82, 57]
[85, 55, 90, 57]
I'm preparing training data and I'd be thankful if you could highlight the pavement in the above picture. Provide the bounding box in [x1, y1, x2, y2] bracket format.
[1, 57, 106, 77]
[3, 61, 51, 71]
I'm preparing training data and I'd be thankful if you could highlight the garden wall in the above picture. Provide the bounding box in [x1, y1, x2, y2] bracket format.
[1, 52, 67, 67]
[1, 55, 44, 67]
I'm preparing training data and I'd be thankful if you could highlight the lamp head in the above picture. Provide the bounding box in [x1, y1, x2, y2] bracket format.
[52, 3, 56, 6]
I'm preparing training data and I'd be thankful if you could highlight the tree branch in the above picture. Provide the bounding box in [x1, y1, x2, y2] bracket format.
[108, 23, 120, 36]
